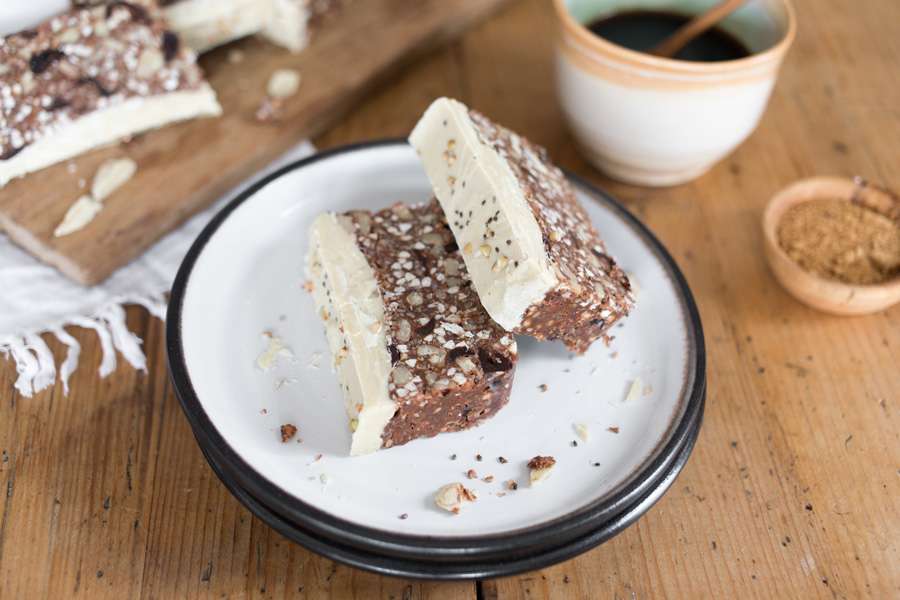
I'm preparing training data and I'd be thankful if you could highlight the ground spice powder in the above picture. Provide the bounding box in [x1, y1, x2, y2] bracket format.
[777, 199, 900, 285]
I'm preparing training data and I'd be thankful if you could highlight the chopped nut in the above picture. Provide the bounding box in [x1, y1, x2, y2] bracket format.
[574, 423, 589, 442]
[479, 244, 492, 257]
[406, 291, 424, 306]
[505, 480, 519, 491]
[421, 232, 445, 247]
[625, 378, 642, 403]
[466, 469, 477, 479]
[417, 345, 445, 365]
[394, 319, 412, 342]
[607, 426, 620, 434]
[136, 48, 164, 78]
[91, 157, 137, 201]
[538, 383, 548, 392]
[498, 456, 508, 464]
[280, 424, 298, 443]
[455, 356, 477, 373]
[528, 455, 556, 486]
[267, 69, 301, 99]
[54, 195, 103, 237]
[464, 242, 473, 255]
[434, 483, 476, 514]
[255, 332, 294, 371]
[391, 365, 412, 385]
[549, 230, 562, 242]
[443, 258, 460, 275]
[483, 475, 494, 483]
[398, 513, 408, 520]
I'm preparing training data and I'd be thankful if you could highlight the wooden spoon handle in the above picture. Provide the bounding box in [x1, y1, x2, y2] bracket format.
[650, 0, 746, 59]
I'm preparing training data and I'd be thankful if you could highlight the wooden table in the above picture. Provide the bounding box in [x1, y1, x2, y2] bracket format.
[1, 0, 897, 597]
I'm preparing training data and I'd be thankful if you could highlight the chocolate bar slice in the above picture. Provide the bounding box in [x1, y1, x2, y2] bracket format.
[410, 98, 634, 353]
[0, 2, 220, 186]
[77, 0, 342, 53]
[307, 199, 517, 455]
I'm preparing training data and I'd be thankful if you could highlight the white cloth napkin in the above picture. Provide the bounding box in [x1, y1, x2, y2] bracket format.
[0, 141, 315, 397]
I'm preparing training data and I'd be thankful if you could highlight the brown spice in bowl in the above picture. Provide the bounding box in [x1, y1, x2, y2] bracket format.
[777, 199, 900, 285]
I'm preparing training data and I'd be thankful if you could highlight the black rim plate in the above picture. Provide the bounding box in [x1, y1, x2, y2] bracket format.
[167, 139, 707, 560]
[197, 398, 703, 580]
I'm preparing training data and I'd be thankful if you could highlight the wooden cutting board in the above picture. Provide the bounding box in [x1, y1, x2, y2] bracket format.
[0, 0, 509, 285]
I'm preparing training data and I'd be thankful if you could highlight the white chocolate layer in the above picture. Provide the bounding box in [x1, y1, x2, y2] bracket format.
[0, 86, 220, 186]
[164, 0, 310, 53]
[307, 213, 395, 456]
[409, 97, 557, 331]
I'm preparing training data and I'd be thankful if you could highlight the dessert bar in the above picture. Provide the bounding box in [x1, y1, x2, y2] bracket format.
[0, 2, 220, 186]
[410, 97, 633, 353]
[72, 0, 343, 53]
[307, 199, 517, 455]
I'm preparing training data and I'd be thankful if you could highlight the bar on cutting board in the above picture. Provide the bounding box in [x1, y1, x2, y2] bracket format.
[307, 199, 517, 455]
[0, 2, 221, 186]
[72, 0, 345, 53]
[409, 97, 634, 353]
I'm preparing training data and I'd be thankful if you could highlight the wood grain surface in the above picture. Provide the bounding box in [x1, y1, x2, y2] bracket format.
[1, 0, 898, 598]
[0, 0, 509, 286]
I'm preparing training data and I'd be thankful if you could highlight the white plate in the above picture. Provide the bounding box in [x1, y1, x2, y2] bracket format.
[170, 141, 702, 539]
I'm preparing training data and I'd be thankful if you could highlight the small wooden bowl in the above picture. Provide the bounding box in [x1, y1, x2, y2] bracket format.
[762, 176, 900, 315]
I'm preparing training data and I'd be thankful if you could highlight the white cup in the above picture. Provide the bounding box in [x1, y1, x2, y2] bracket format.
[554, 0, 796, 186]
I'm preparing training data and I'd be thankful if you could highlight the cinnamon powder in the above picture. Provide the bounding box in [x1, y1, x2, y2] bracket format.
[777, 199, 900, 285]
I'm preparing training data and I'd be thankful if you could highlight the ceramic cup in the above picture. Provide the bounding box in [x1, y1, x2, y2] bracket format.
[553, 0, 796, 187]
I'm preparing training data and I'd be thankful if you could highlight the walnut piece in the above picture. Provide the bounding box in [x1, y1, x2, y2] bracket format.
[527, 455, 556, 486]
[280, 423, 298, 443]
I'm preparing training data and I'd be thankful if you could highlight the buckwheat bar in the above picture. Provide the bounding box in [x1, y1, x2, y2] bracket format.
[307, 199, 517, 455]
[0, 2, 220, 186]
[73, 0, 343, 53]
[409, 97, 634, 353]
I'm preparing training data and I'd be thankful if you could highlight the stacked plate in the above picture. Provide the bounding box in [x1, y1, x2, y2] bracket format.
[166, 141, 706, 579]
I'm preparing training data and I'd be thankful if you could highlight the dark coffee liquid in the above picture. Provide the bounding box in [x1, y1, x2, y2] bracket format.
[587, 10, 751, 62]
